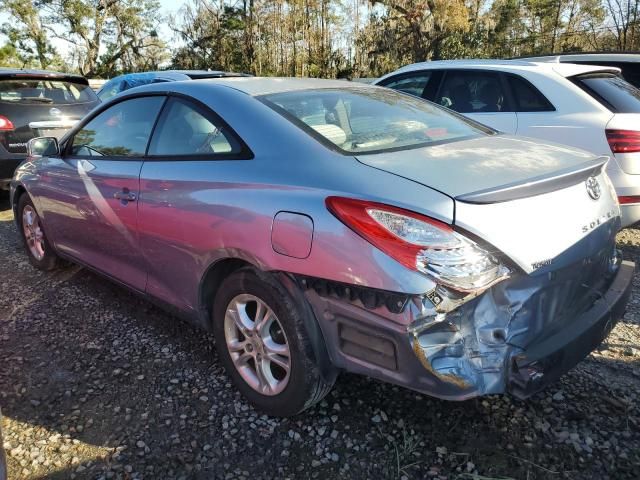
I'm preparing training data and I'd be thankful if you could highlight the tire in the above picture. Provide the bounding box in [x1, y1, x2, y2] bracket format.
[16, 193, 59, 271]
[213, 267, 334, 416]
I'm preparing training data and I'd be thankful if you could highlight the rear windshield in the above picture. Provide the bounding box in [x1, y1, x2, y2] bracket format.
[260, 88, 489, 154]
[573, 74, 640, 113]
[0, 79, 97, 104]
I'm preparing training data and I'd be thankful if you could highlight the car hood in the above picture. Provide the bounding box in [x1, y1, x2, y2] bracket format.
[354, 134, 598, 199]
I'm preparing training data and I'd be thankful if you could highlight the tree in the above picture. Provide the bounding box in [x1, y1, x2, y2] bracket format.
[0, 42, 25, 68]
[604, 0, 640, 50]
[170, 0, 246, 71]
[0, 0, 58, 68]
[40, 0, 165, 77]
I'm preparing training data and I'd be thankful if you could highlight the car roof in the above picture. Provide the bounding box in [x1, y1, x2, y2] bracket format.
[168, 70, 252, 79]
[517, 52, 640, 63]
[194, 76, 361, 95]
[0, 68, 89, 84]
[105, 70, 251, 83]
[377, 59, 620, 81]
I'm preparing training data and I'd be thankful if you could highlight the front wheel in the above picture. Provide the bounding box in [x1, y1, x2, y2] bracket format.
[16, 193, 59, 270]
[213, 267, 334, 416]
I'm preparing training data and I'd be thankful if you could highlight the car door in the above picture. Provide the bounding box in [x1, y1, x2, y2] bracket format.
[435, 70, 517, 133]
[37, 95, 166, 291]
[138, 95, 251, 312]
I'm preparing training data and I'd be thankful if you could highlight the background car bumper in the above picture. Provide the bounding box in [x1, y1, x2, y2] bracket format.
[620, 203, 640, 228]
[0, 147, 25, 188]
[605, 159, 640, 227]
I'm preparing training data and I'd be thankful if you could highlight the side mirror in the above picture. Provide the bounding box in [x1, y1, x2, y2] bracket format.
[27, 137, 60, 157]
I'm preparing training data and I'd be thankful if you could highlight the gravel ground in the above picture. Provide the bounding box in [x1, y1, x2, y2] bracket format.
[1, 191, 639, 480]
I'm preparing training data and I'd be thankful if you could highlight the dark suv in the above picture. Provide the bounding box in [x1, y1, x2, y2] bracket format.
[0, 69, 99, 189]
[516, 53, 640, 89]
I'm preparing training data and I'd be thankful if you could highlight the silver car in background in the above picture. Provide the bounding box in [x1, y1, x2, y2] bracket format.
[11, 78, 634, 416]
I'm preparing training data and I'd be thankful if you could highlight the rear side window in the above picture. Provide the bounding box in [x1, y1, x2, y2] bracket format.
[380, 73, 432, 97]
[148, 97, 244, 157]
[574, 74, 640, 113]
[0, 79, 97, 104]
[566, 61, 640, 89]
[507, 75, 554, 112]
[71, 96, 165, 157]
[437, 71, 510, 113]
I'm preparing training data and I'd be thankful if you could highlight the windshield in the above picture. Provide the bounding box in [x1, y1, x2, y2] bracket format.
[574, 74, 640, 113]
[261, 88, 489, 154]
[0, 79, 97, 104]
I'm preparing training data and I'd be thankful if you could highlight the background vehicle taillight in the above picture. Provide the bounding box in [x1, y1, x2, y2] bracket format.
[326, 196, 509, 292]
[606, 129, 640, 153]
[618, 196, 640, 205]
[0, 116, 14, 131]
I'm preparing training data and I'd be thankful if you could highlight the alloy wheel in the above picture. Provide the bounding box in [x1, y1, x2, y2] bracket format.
[224, 294, 291, 396]
[22, 205, 45, 261]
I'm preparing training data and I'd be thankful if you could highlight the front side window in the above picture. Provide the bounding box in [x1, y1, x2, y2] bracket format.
[261, 87, 489, 154]
[380, 73, 432, 97]
[0, 79, 97, 104]
[574, 73, 640, 113]
[437, 71, 509, 113]
[508, 75, 554, 112]
[70, 96, 165, 157]
[148, 97, 242, 156]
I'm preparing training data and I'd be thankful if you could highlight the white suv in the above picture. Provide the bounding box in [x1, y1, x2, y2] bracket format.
[375, 59, 640, 227]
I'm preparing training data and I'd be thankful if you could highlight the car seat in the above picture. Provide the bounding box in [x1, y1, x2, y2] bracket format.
[450, 85, 473, 113]
[477, 83, 502, 112]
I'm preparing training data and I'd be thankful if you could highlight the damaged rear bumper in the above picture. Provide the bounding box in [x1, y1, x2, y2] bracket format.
[508, 259, 634, 398]
[299, 258, 635, 401]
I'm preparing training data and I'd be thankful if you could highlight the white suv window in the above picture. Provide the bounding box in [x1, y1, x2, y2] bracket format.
[381, 73, 432, 97]
[507, 75, 555, 112]
[574, 74, 640, 114]
[438, 71, 510, 113]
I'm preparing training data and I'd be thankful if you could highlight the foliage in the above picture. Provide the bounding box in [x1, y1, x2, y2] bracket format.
[1, 0, 59, 68]
[1, 0, 166, 77]
[0, 0, 639, 78]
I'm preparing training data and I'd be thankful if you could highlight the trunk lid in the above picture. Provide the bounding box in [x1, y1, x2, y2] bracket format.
[455, 168, 619, 274]
[356, 135, 619, 274]
[355, 135, 596, 199]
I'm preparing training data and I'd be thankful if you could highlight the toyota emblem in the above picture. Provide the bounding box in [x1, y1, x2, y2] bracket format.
[586, 176, 601, 200]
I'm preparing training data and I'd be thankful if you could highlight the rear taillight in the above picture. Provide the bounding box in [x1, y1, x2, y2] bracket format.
[326, 197, 509, 292]
[0, 115, 14, 131]
[606, 129, 640, 153]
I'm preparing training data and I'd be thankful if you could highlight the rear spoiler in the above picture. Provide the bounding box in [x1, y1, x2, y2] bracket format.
[456, 157, 608, 204]
[0, 72, 89, 85]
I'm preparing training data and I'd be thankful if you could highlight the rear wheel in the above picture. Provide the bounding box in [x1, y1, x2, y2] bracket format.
[17, 193, 59, 270]
[213, 267, 333, 416]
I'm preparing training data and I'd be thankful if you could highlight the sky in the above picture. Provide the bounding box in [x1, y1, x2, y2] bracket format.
[0, 0, 188, 57]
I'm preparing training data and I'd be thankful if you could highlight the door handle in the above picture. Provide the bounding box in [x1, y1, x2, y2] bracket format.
[113, 189, 137, 203]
